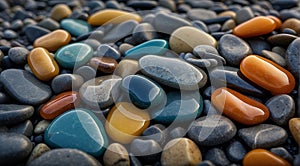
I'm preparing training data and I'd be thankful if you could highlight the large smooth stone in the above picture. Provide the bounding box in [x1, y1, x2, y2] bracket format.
[139, 55, 207, 90]
[44, 109, 108, 156]
[0, 69, 52, 105]
[169, 26, 217, 53]
[243, 149, 291, 166]
[114, 59, 140, 78]
[61, 19, 91, 37]
[55, 43, 93, 69]
[286, 37, 300, 79]
[0, 104, 34, 125]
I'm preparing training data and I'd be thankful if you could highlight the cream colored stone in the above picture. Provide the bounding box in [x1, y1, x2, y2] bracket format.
[103, 143, 130, 166]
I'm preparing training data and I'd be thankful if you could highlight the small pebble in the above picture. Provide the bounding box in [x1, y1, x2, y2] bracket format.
[9, 120, 33, 137]
[8, 47, 29, 65]
[50, 4, 72, 21]
[103, 143, 130, 166]
[26, 143, 51, 164]
[289, 118, 300, 146]
[204, 148, 230, 166]
[34, 120, 50, 135]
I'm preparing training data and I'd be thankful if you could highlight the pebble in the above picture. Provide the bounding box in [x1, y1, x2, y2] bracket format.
[50, 4, 72, 21]
[243, 149, 291, 166]
[226, 140, 247, 163]
[238, 124, 288, 149]
[0, 133, 32, 165]
[267, 34, 298, 47]
[270, 147, 294, 163]
[26, 143, 50, 164]
[289, 118, 300, 146]
[286, 37, 300, 80]
[139, 55, 207, 90]
[89, 57, 118, 74]
[221, 19, 236, 31]
[193, 45, 225, 65]
[105, 102, 150, 144]
[61, 19, 91, 37]
[51, 74, 84, 94]
[34, 120, 50, 134]
[132, 23, 157, 44]
[218, 34, 252, 66]
[8, 46, 29, 65]
[0, 69, 52, 105]
[211, 87, 269, 125]
[0, 105, 33, 126]
[142, 124, 166, 146]
[161, 138, 202, 166]
[74, 66, 97, 81]
[28, 149, 101, 166]
[187, 9, 217, 21]
[240, 55, 295, 95]
[102, 20, 138, 43]
[127, 1, 158, 10]
[114, 59, 140, 78]
[204, 148, 230, 166]
[282, 18, 300, 35]
[266, 94, 295, 125]
[9, 120, 33, 137]
[188, 115, 237, 146]
[169, 26, 217, 54]
[44, 109, 108, 156]
[37, 18, 60, 31]
[197, 160, 215, 166]
[96, 44, 120, 60]
[24, 25, 51, 43]
[261, 50, 286, 67]
[103, 143, 130, 166]
[158, 0, 176, 12]
[246, 37, 271, 55]
[3, 29, 17, 39]
[235, 7, 254, 24]
[34, 29, 71, 51]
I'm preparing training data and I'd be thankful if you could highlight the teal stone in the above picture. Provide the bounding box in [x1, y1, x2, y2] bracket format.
[60, 19, 91, 37]
[151, 91, 203, 124]
[55, 43, 93, 69]
[124, 39, 168, 59]
[121, 75, 166, 109]
[44, 109, 108, 157]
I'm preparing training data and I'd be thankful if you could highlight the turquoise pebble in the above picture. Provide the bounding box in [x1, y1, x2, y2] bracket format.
[44, 109, 108, 157]
[55, 43, 93, 69]
[124, 39, 168, 59]
[60, 19, 91, 37]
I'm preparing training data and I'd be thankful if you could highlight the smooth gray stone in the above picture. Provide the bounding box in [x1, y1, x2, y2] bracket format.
[96, 44, 120, 60]
[24, 25, 51, 43]
[74, 66, 97, 81]
[286, 37, 300, 79]
[37, 18, 60, 31]
[8, 47, 29, 65]
[261, 50, 286, 67]
[0, 104, 34, 126]
[226, 140, 247, 163]
[187, 9, 217, 21]
[235, 7, 254, 24]
[204, 148, 230, 166]
[51, 74, 84, 94]
[102, 20, 138, 43]
[9, 120, 33, 137]
[246, 37, 271, 55]
[270, 147, 294, 163]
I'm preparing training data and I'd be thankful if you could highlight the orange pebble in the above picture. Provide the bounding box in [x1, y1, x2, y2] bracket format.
[233, 16, 276, 38]
[34, 30, 71, 51]
[240, 55, 295, 95]
[267, 15, 282, 29]
[243, 149, 291, 166]
[211, 87, 269, 125]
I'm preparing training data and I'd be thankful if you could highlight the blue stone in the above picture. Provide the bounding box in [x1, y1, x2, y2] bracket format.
[61, 19, 92, 37]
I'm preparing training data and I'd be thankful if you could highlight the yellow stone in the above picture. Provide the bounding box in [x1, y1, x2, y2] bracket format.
[34, 30, 71, 52]
[105, 102, 150, 144]
[88, 9, 142, 26]
[289, 118, 300, 146]
[50, 4, 72, 21]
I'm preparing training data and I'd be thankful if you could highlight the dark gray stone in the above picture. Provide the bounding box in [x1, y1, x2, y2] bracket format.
[204, 148, 230, 166]
[187, 9, 217, 21]
[0, 104, 34, 126]
[127, 0, 158, 10]
[96, 44, 120, 60]
[268, 34, 298, 48]
[83, 39, 101, 51]
[203, 100, 220, 115]
[8, 47, 29, 65]
[197, 160, 216, 166]
[246, 37, 271, 55]
[158, 0, 176, 11]
[226, 140, 247, 163]
[74, 66, 96, 81]
[9, 120, 33, 137]
[193, 45, 226, 65]
[192, 20, 209, 33]
[184, 53, 219, 68]
[132, 23, 158, 44]
[286, 37, 300, 79]
[24, 25, 51, 43]
[3, 30, 17, 39]
[168, 127, 186, 140]
[143, 124, 167, 146]
[102, 20, 138, 43]
[270, 147, 293, 163]
[235, 7, 254, 24]
[37, 18, 60, 31]
[51, 74, 84, 94]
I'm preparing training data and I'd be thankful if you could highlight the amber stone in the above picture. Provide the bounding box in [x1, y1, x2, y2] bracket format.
[33, 30, 71, 51]
[240, 55, 295, 95]
[289, 118, 300, 146]
[243, 149, 291, 166]
[211, 87, 269, 125]
[105, 102, 150, 144]
[40, 91, 80, 120]
[282, 18, 300, 35]
[267, 16, 282, 30]
[27, 47, 59, 81]
[50, 4, 72, 21]
[88, 9, 142, 26]
[233, 16, 276, 38]
[89, 57, 118, 74]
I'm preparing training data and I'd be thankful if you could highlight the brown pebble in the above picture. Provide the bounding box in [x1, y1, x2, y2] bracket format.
[282, 18, 300, 35]
[89, 57, 118, 74]
[50, 4, 72, 21]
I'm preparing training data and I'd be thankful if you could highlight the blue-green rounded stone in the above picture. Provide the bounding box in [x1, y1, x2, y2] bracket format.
[60, 19, 91, 37]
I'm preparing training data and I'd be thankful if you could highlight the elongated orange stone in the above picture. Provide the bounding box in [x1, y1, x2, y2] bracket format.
[40, 91, 80, 120]
[233, 16, 276, 38]
[267, 15, 282, 30]
[211, 87, 269, 125]
[105, 102, 150, 144]
[243, 149, 291, 166]
[28, 47, 59, 81]
[88, 9, 142, 26]
[34, 29, 71, 51]
[240, 55, 295, 95]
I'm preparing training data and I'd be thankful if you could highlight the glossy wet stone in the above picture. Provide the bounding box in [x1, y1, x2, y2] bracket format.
[34, 120, 50, 134]
[169, 26, 217, 54]
[193, 45, 225, 65]
[61, 19, 91, 37]
[139, 55, 207, 90]
[289, 118, 300, 146]
[9, 120, 33, 137]
[0, 69, 52, 105]
[267, 34, 298, 47]
[34, 30, 71, 52]
[88, 9, 142, 26]
[102, 20, 138, 43]
[55, 43, 93, 69]
[238, 124, 288, 149]
[161, 138, 202, 166]
[233, 16, 276, 38]
[89, 57, 118, 74]
[50, 4, 72, 21]
[105, 102, 150, 144]
[124, 39, 168, 60]
[235, 7, 254, 24]
[204, 148, 230, 166]
[286, 37, 300, 79]
[96, 44, 120, 60]
[240, 55, 295, 95]
[188, 115, 236, 146]
[28, 47, 59, 81]
[103, 143, 130, 166]
[28, 149, 101, 166]
[132, 23, 157, 44]
[114, 59, 140, 78]
[44, 109, 108, 156]
[246, 37, 271, 55]
[8, 47, 29, 65]
[211, 87, 269, 125]
[0, 104, 34, 126]
[51, 74, 84, 94]
[79, 75, 121, 109]
[270, 147, 294, 163]
[243, 149, 291, 166]
[24, 25, 51, 43]
[261, 50, 286, 67]
[226, 140, 247, 163]
[40, 91, 80, 120]
[142, 124, 166, 146]
[26, 143, 50, 164]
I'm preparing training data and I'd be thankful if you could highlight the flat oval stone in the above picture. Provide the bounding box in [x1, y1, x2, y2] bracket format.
[233, 16, 276, 38]
[132, 23, 157, 44]
[51, 74, 84, 94]
[124, 39, 168, 60]
[0, 69, 52, 105]
[33, 29, 71, 51]
[127, 1, 157, 9]
[38, 18, 60, 31]
[44, 109, 108, 156]
[28, 47, 59, 81]
[74, 66, 97, 81]
[187, 8, 217, 21]
[238, 124, 288, 149]
[114, 59, 140, 78]
[34, 120, 50, 134]
[103, 143, 130, 166]
[139, 55, 207, 90]
[243, 149, 291, 166]
[270, 147, 294, 163]
[8, 47, 29, 65]
[286, 37, 300, 79]
[267, 34, 298, 47]
[9, 120, 33, 137]
[28, 149, 101, 166]
[226, 140, 247, 163]
[89, 57, 118, 74]
[161, 138, 202, 166]
[61, 19, 91, 37]
[55, 43, 93, 69]
[40, 91, 80, 120]
[0, 104, 34, 125]
[240, 55, 295, 95]
[50, 4, 72, 21]
[105, 102, 150, 144]
[261, 50, 286, 67]
[102, 20, 138, 43]
[0, 133, 32, 165]
[24, 25, 51, 43]
[289, 118, 300, 146]
[169, 26, 217, 53]
[88, 9, 142, 26]
[188, 115, 237, 146]
[211, 87, 269, 125]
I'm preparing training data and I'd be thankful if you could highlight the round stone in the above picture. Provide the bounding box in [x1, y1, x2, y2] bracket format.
[34, 120, 50, 134]
[103, 143, 130, 166]
[88, 57, 118, 74]
[289, 118, 300, 146]
[61, 19, 91, 37]
[51, 74, 84, 94]
[226, 140, 247, 163]
[235, 7, 254, 24]
[26, 143, 50, 164]
[34, 30, 71, 51]
[8, 47, 29, 65]
[50, 4, 72, 21]
[243, 149, 291, 166]
[204, 148, 230, 166]
[74, 66, 97, 81]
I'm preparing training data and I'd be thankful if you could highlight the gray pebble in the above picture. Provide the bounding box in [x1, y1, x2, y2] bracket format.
[187, 9, 217, 21]
[51, 74, 84, 94]
[3, 30, 17, 39]
[96, 44, 121, 60]
[74, 66, 97, 81]
[204, 148, 230, 166]
[9, 120, 33, 137]
[37, 18, 60, 31]
[261, 50, 286, 67]
[8, 47, 29, 65]
[235, 7, 254, 24]
[270, 147, 294, 163]
[34, 120, 50, 135]
[102, 20, 138, 43]
[286, 37, 300, 79]
[0, 104, 34, 126]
